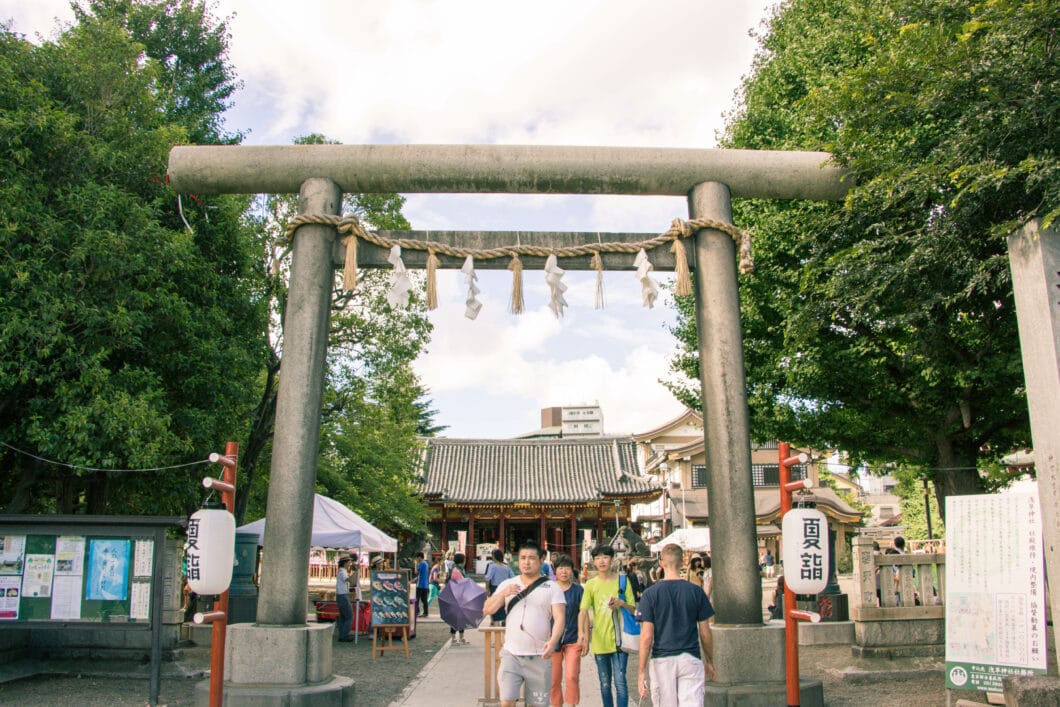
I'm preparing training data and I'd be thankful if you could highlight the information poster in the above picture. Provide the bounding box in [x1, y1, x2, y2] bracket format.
[21, 554, 55, 598]
[370, 570, 409, 626]
[133, 539, 153, 577]
[86, 538, 130, 601]
[0, 576, 20, 619]
[0, 535, 25, 575]
[130, 581, 151, 620]
[55, 536, 85, 576]
[945, 491, 1048, 692]
[50, 575, 83, 620]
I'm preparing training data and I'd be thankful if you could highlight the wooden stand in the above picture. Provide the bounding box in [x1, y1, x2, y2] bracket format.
[371, 624, 410, 659]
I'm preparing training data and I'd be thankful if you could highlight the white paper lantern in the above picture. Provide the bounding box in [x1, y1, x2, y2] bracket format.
[781, 507, 830, 595]
[186, 506, 236, 595]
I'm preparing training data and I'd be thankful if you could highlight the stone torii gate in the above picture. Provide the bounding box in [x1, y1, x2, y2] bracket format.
[168, 144, 850, 705]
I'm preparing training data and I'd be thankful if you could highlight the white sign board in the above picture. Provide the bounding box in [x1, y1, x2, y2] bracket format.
[945, 491, 1047, 692]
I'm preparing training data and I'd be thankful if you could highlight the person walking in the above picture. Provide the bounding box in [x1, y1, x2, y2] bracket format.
[637, 543, 715, 706]
[550, 554, 584, 707]
[486, 548, 516, 625]
[578, 545, 634, 707]
[482, 539, 566, 707]
[446, 552, 469, 644]
[415, 552, 430, 618]
[335, 557, 354, 643]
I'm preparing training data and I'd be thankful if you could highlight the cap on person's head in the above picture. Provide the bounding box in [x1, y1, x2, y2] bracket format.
[591, 544, 615, 558]
[370, 555, 385, 567]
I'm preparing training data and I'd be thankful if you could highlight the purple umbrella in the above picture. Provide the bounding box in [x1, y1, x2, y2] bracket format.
[437, 578, 486, 631]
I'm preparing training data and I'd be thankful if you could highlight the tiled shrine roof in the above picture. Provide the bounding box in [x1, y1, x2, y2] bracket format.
[419, 436, 662, 505]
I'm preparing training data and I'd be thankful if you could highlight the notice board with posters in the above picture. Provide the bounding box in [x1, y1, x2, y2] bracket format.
[369, 570, 410, 627]
[944, 490, 1048, 693]
[0, 516, 181, 625]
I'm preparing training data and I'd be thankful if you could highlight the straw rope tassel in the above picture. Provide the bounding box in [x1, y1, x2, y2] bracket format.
[507, 253, 524, 314]
[739, 232, 755, 274]
[590, 251, 605, 309]
[671, 237, 693, 296]
[425, 249, 440, 310]
[342, 235, 358, 292]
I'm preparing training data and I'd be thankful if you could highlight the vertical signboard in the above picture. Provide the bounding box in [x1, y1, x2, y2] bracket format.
[945, 490, 1047, 691]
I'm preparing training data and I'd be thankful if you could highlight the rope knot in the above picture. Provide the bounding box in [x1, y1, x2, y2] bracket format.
[671, 218, 693, 239]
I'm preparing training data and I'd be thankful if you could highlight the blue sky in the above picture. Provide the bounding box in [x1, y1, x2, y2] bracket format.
[3, 0, 776, 438]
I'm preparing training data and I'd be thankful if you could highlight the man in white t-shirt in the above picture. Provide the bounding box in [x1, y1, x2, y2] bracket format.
[482, 539, 566, 707]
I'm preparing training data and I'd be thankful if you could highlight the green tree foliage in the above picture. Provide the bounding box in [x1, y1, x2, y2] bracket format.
[75, 0, 242, 144]
[668, 0, 1058, 516]
[0, 8, 266, 514]
[892, 471, 946, 542]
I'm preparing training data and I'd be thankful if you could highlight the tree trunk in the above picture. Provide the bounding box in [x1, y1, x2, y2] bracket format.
[86, 470, 109, 514]
[58, 476, 77, 514]
[3, 462, 39, 514]
[234, 354, 280, 525]
[932, 429, 984, 521]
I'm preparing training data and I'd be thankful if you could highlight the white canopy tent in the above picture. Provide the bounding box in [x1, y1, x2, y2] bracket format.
[650, 527, 712, 554]
[238, 493, 397, 552]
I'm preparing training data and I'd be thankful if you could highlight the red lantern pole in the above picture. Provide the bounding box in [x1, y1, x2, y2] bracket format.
[195, 443, 238, 707]
[779, 442, 813, 707]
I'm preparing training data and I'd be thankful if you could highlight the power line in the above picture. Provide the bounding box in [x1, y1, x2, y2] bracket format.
[0, 440, 212, 474]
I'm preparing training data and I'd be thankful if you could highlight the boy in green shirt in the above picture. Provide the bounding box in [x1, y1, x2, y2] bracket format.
[578, 545, 634, 707]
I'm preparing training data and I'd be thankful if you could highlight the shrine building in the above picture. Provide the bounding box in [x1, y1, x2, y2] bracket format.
[418, 436, 662, 570]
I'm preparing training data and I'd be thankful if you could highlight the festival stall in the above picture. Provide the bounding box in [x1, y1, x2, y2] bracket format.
[238, 494, 399, 638]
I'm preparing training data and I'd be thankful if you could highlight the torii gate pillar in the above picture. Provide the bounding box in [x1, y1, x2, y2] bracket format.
[690, 183, 820, 705]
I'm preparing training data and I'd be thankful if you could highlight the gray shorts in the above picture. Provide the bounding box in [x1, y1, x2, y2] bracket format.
[498, 650, 552, 705]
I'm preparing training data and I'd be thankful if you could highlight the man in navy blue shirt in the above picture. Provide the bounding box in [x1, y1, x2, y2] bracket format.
[636, 543, 715, 705]
[415, 552, 430, 617]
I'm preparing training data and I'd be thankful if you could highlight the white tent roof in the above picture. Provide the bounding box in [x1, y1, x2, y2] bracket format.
[650, 527, 711, 553]
[237, 494, 397, 552]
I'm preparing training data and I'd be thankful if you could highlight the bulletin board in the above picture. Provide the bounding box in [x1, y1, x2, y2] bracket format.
[1, 533, 156, 623]
[0, 516, 183, 627]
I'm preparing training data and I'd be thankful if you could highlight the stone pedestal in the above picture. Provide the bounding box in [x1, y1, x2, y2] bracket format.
[194, 623, 353, 706]
[703, 624, 823, 706]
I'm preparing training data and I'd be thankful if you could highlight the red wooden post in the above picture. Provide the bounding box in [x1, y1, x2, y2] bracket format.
[205, 442, 238, 707]
[779, 442, 812, 707]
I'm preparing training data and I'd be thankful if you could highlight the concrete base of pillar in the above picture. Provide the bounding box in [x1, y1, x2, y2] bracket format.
[193, 622, 354, 706]
[194, 675, 354, 706]
[704, 624, 823, 706]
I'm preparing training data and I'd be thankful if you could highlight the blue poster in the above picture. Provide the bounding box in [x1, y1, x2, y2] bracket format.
[86, 539, 130, 601]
